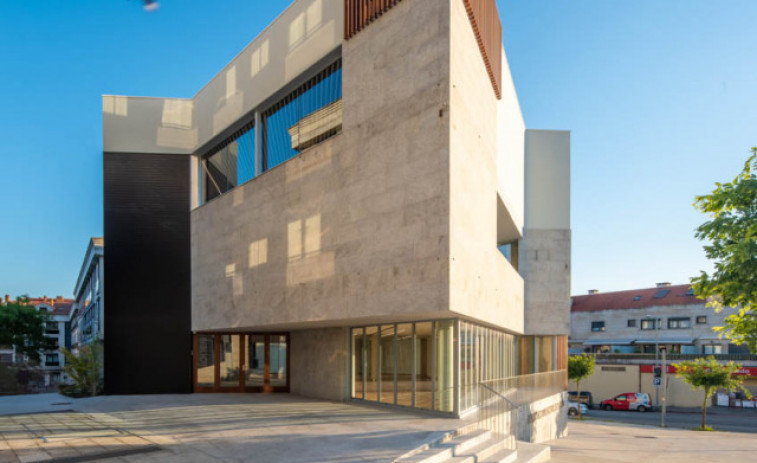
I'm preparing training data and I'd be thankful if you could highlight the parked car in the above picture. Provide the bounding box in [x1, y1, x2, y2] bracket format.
[567, 391, 594, 409]
[566, 400, 589, 417]
[600, 392, 651, 412]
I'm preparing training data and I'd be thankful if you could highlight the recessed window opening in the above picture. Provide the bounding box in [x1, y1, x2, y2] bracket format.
[203, 121, 255, 202]
[263, 58, 342, 170]
[497, 240, 519, 271]
[591, 321, 605, 332]
[633, 295, 641, 301]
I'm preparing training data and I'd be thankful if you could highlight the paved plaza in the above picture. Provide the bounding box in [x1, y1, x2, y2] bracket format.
[0, 393, 463, 463]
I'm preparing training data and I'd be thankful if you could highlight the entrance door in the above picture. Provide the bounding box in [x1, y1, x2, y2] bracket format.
[193, 333, 289, 392]
[245, 334, 289, 392]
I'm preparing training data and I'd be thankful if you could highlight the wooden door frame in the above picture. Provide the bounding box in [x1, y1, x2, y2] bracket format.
[192, 332, 290, 393]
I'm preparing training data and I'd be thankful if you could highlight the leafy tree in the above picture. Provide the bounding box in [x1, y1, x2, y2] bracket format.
[692, 148, 757, 352]
[61, 343, 102, 397]
[568, 354, 595, 419]
[673, 356, 750, 430]
[0, 296, 54, 363]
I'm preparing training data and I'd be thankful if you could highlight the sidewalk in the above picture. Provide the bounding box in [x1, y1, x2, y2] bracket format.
[548, 419, 757, 463]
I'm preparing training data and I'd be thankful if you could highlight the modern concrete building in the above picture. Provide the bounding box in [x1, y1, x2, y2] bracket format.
[570, 283, 743, 355]
[70, 238, 105, 352]
[102, 0, 571, 424]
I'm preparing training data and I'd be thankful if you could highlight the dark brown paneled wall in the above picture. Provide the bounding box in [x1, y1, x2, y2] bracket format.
[462, 0, 502, 99]
[344, 0, 403, 39]
[103, 152, 192, 394]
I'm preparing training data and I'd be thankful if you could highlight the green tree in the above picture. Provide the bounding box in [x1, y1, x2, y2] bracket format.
[692, 148, 757, 352]
[61, 343, 102, 397]
[568, 354, 595, 419]
[0, 296, 54, 363]
[673, 356, 750, 430]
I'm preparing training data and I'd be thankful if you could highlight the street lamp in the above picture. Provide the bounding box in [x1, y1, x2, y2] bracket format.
[645, 314, 661, 408]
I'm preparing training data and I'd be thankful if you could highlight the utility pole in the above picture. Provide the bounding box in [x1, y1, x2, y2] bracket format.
[660, 346, 667, 427]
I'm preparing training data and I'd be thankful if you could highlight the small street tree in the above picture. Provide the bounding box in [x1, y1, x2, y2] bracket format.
[673, 356, 750, 431]
[61, 343, 102, 397]
[692, 148, 757, 352]
[568, 354, 595, 419]
[0, 296, 54, 363]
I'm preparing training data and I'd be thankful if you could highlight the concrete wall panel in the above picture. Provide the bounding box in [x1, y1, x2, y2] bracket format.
[448, 0, 524, 333]
[290, 327, 348, 401]
[191, 0, 451, 332]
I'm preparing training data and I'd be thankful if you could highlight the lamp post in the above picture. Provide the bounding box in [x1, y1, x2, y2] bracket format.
[645, 314, 661, 408]
[659, 346, 667, 427]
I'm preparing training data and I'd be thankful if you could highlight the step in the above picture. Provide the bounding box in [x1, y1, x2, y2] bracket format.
[449, 429, 492, 455]
[513, 442, 550, 463]
[454, 433, 509, 461]
[480, 448, 519, 463]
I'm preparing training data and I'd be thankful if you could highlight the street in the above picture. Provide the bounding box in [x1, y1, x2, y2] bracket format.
[583, 407, 757, 433]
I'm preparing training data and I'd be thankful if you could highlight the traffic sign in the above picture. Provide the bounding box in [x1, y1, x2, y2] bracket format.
[653, 377, 662, 387]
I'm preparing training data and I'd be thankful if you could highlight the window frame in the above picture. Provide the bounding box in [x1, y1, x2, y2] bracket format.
[696, 316, 707, 324]
[591, 321, 605, 332]
[627, 319, 636, 328]
[640, 319, 657, 331]
[667, 317, 691, 330]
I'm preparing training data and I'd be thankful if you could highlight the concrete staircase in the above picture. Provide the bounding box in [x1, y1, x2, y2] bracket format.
[396, 427, 550, 463]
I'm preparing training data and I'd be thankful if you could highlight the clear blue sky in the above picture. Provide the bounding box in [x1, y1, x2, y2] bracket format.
[0, 0, 755, 298]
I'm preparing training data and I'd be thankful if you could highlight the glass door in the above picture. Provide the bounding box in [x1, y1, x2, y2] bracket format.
[194, 333, 289, 392]
[243, 333, 289, 392]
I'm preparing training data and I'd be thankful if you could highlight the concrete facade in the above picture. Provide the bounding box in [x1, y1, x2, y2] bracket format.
[102, 0, 571, 423]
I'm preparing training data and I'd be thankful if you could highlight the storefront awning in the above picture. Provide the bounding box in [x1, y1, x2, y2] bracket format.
[635, 338, 694, 344]
[583, 339, 635, 346]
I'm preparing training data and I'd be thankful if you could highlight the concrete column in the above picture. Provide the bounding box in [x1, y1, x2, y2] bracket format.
[436, 321, 455, 412]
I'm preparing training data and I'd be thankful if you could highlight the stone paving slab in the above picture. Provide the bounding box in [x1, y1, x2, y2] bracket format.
[0, 394, 465, 463]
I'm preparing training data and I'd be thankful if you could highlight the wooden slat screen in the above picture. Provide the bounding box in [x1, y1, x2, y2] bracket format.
[462, 0, 502, 99]
[556, 335, 568, 371]
[344, 0, 403, 39]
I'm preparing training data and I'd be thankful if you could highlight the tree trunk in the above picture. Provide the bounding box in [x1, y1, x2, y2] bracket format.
[701, 387, 709, 429]
[577, 381, 582, 419]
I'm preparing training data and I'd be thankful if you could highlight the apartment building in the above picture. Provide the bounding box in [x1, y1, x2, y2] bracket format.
[1, 295, 73, 386]
[102, 0, 571, 420]
[570, 283, 742, 354]
[70, 238, 105, 352]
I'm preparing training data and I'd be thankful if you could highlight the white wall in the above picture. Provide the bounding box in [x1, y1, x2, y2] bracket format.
[103, 0, 343, 155]
[524, 130, 570, 230]
[497, 47, 525, 236]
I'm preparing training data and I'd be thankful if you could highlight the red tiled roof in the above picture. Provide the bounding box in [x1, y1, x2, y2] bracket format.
[8, 297, 75, 316]
[571, 284, 704, 313]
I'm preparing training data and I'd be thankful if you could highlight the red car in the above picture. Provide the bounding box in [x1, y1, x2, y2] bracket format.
[600, 392, 651, 412]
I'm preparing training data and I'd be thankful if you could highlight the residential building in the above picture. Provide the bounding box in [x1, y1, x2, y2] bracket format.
[102, 0, 571, 428]
[71, 238, 105, 352]
[569, 283, 757, 408]
[1, 295, 74, 387]
[570, 283, 742, 355]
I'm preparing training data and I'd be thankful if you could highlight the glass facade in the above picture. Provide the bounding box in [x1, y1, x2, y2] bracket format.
[263, 60, 342, 170]
[205, 123, 255, 201]
[194, 333, 289, 392]
[201, 58, 342, 204]
[350, 319, 534, 414]
[460, 321, 517, 411]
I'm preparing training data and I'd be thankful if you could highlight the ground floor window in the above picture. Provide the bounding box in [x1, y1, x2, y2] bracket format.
[193, 333, 289, 392]
[351, 321, 455, 412]
[349, 320, 562, 415]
